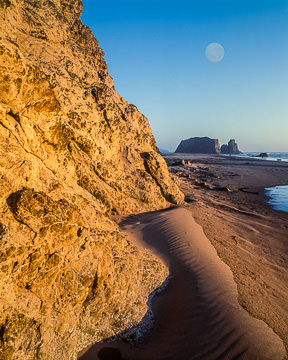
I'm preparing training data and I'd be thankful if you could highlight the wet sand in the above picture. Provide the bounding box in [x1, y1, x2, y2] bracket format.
[79, 154, 288, 360]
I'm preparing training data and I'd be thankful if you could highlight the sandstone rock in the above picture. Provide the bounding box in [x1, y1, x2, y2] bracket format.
[0, 1, 183, 359]
[142, 152, 185, 205]
[220, 139, 242, 154]
[175, 137, 221, 154]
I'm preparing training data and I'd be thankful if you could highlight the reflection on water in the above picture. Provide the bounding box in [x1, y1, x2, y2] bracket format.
[265, 185, 288, 213]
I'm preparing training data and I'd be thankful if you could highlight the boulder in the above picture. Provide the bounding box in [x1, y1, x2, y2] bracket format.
[256, 153, 269, 158]
[175, 137, 221, 154]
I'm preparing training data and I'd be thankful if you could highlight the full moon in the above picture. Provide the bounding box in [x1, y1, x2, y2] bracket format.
[205, 43, 224, 62]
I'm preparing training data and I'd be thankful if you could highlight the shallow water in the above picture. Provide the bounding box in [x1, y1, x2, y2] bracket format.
[245, 152, 288, 162]
[223, 152, 288, 162]
[265, 185, 288, 213]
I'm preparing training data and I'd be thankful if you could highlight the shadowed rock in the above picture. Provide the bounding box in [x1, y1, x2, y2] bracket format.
[175, 137, 221, 154]
[98, 347, 126, 360]
[256, 153, 269, 158]
[220, 139, 242, 154]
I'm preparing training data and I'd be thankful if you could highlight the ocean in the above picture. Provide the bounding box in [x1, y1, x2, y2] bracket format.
[265, 185, 288, 213]
[244, 152, 288, 213]
[227, 152, 288, 162]
[245, 153, 288, 213]
[223, 152, 288, 213]
[243, 152, 288, 162]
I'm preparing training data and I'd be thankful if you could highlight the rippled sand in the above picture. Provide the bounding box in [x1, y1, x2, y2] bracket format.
[80, 207, 286, 360]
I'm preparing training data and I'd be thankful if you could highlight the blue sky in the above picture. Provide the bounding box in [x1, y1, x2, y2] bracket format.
[81, 0, 288, 152]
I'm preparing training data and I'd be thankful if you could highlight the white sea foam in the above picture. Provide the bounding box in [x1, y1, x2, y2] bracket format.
[226, 152, 288, 162]
[246, 152, 288, 162]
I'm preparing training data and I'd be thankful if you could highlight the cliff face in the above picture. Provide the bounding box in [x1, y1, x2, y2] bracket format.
[175, 137, 221, 154]
[0, 1, 183, 359]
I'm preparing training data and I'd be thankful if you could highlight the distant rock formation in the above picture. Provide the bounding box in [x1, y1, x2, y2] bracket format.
[175, 137, 242, 155]
[0, 1, 184, 359]
[220, 139, 242, 154]
[175, 137, 221, 154]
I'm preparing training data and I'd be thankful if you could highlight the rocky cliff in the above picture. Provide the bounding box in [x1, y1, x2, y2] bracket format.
[220, 139, 242, 154]
[0, 1, 184, 359]
[175, 137, 221, 154]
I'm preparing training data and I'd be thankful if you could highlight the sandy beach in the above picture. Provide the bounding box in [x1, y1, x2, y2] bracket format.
[79, 154, 288, 360]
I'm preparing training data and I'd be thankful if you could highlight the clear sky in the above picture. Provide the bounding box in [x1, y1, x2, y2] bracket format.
[81, 0, 288, 152]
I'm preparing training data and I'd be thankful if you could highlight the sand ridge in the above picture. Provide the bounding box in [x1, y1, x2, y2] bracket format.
[166, 154, 288, 350]
[80, 207, 286, 359]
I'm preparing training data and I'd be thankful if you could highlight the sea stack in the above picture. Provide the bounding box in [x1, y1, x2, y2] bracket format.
[175, 137, 242, 155]
[0, 1, 184, 359]
[220, 139, 242, 154]
[175, 137, 221, 154]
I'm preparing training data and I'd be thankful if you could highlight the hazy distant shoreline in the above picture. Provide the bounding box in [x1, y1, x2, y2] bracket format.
[161, 150, 288, 162]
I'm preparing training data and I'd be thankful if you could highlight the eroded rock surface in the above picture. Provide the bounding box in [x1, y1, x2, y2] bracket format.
[0, 1, 183, 359]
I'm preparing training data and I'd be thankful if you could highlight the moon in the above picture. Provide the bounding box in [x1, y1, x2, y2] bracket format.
[205, 43, 224, 63]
